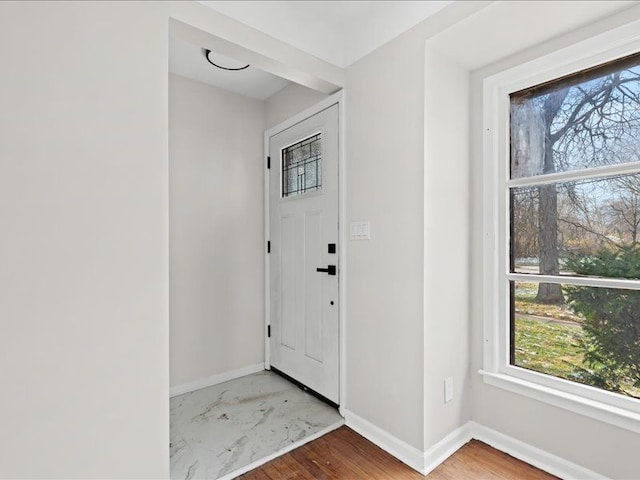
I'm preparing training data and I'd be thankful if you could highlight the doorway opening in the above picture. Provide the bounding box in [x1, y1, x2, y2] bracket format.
[168, 18, 345, 480]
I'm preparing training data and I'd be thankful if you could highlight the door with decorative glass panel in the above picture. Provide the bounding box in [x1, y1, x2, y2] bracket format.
[268, 103, 339, 404]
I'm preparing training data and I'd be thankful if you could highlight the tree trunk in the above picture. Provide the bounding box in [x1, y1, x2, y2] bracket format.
[536, 183, 564, 303]
[513, 89, 567, 303]
[536, 128, 565, 304]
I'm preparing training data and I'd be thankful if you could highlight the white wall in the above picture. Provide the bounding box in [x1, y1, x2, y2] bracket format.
[264, 83, 328, 129]
[423, 45, 471, 448]
[169, 74, 265, 389]
[0, 2, 169, 477]
[0, 1, 342, 477]
[345, 29, 426, 451]
[343, 1, 487, 452]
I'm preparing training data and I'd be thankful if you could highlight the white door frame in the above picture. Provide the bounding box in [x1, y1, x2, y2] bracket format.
[264, 90, 346, 414]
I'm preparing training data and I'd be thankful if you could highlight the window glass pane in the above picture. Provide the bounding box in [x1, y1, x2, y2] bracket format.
[511, 280, 640, 399]
[511, 173, 640, 278]
[282, 133, 322, 198]
[510, 55, 640, 179]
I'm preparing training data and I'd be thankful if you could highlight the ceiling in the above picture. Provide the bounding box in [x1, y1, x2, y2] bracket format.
[171, 1, 454, 99]
[169, 37, 290, 100]
[427, 0, 636, 71]
[172, 1, 453, 99]
[199, 1, 454, 68]
[170, 2, 637, 101]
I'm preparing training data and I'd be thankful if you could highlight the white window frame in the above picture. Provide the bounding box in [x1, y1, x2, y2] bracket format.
[481, 18, 640, 434]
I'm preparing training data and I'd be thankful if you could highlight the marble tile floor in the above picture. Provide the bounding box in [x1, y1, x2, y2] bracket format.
[170, 370, 343, 480]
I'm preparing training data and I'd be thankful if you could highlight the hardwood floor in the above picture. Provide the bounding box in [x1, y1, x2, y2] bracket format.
[238, 426, 558, 479]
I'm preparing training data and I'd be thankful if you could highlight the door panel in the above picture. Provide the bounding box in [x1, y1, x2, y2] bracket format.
[280, 214, 298, 350]
[269, 103, 339, 403]
[304, 210, 323, 363]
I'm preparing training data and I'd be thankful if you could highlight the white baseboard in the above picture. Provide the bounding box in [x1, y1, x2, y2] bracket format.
[342, 412, 607, 480]
[423, 422, 474, 475]
[216, 420, 345, 480]
[343, 409, 427, 474]
[469, 421, 608, 480]
[170, 363, 265, 398]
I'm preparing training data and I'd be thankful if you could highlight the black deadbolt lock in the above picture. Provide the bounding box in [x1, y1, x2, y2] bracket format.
[328, 243, 336, 254]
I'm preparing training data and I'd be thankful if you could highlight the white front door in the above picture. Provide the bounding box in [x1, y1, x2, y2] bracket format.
[269, 103, 339, 404]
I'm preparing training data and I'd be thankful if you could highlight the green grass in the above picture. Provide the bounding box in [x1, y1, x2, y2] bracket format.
[514, 282, 589, 383]
[514, 282, 583, 322]
[514, 316, 640, 398]
[514, 317, 585, 380]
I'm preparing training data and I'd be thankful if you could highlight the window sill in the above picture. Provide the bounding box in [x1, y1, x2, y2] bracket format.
[479, 370, 640, 434]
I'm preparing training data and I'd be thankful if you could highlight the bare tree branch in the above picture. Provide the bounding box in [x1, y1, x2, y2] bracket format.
[558, 217, 623, 249]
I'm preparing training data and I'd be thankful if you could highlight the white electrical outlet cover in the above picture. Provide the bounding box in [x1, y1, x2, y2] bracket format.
[444, 377, 454, 403]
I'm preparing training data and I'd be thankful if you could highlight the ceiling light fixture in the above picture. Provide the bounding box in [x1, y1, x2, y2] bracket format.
[204, 49, 250, 71]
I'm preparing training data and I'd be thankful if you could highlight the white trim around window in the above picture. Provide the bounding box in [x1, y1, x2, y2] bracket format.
[481, 17, 640, 434]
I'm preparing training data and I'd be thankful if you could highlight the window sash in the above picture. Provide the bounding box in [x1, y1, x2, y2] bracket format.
[506, 273, 640, 289]
[507, 161, 640, 188]
[497, 280, 640, 415]
[504, 131, 640, 397]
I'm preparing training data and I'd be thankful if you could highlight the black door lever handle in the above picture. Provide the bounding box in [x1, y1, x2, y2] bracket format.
[316, 265, 336, 275]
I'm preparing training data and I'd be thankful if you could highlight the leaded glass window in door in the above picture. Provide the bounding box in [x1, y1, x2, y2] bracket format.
[282, 133, 322, 197]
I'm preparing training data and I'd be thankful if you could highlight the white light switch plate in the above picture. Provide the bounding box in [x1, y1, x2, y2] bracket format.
[350, 221, 370, 240]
